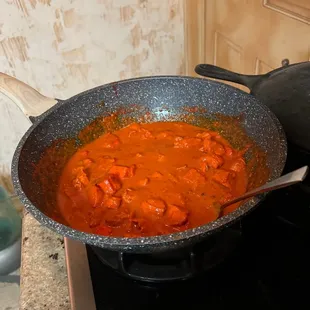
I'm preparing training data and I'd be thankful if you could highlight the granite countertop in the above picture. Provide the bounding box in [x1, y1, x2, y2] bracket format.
[20, 211, 70, 310]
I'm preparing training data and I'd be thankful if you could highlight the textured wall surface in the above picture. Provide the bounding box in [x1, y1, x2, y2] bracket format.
[0, 0, 184, 99]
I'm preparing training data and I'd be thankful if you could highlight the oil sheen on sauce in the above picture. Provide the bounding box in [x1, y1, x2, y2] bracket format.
[57, 122, 248, 237]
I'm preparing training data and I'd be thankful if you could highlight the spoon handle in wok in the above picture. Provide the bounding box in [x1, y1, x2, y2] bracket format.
[220, 166, 309, 209]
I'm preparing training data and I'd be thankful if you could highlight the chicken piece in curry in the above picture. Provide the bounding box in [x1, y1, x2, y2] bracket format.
[57, 122, 248, 237]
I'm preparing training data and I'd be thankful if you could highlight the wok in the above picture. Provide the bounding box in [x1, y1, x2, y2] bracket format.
[1, 72, 286, 253]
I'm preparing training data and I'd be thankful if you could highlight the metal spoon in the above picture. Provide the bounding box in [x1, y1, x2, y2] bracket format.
[219, 165, 309, 211]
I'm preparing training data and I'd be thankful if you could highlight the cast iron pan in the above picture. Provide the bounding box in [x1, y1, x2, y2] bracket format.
[195, 60, 310, 152]
[2, 72, 286, 254]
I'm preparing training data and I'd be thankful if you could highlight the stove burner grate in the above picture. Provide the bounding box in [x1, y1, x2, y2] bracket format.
[90, 225, 242, 283]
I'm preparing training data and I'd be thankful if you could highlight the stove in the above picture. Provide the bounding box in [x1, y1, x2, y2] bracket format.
[65, 142, 310, 310]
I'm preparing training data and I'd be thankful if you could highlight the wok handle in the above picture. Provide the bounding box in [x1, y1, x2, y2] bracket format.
[195, 64, 264, 91]
[0, 73, 57, 119]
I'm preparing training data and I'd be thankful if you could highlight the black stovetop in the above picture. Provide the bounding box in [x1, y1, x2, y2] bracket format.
[87, 143, 310, 310]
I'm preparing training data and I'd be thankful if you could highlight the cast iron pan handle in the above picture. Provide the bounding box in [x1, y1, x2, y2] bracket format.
[195, 64, 264, 91]
[0, 73, 58, 123]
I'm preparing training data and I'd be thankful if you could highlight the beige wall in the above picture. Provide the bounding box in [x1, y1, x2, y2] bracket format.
[0, 0, 184, 99]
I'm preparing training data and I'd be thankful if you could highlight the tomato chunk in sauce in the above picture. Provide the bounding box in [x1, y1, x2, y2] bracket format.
[57, 122, 248, 237]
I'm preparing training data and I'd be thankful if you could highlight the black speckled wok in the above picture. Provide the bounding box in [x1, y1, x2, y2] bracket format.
[6, 72, 286, 253]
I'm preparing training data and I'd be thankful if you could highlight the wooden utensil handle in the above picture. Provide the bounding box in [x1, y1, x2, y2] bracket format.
[0, 73, 57, 118]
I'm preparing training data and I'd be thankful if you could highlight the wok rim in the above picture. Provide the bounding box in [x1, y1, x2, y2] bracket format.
[11, 75, 287, 252]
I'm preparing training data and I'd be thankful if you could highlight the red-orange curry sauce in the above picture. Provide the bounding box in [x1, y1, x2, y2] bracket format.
[57, 122, 248, 237]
